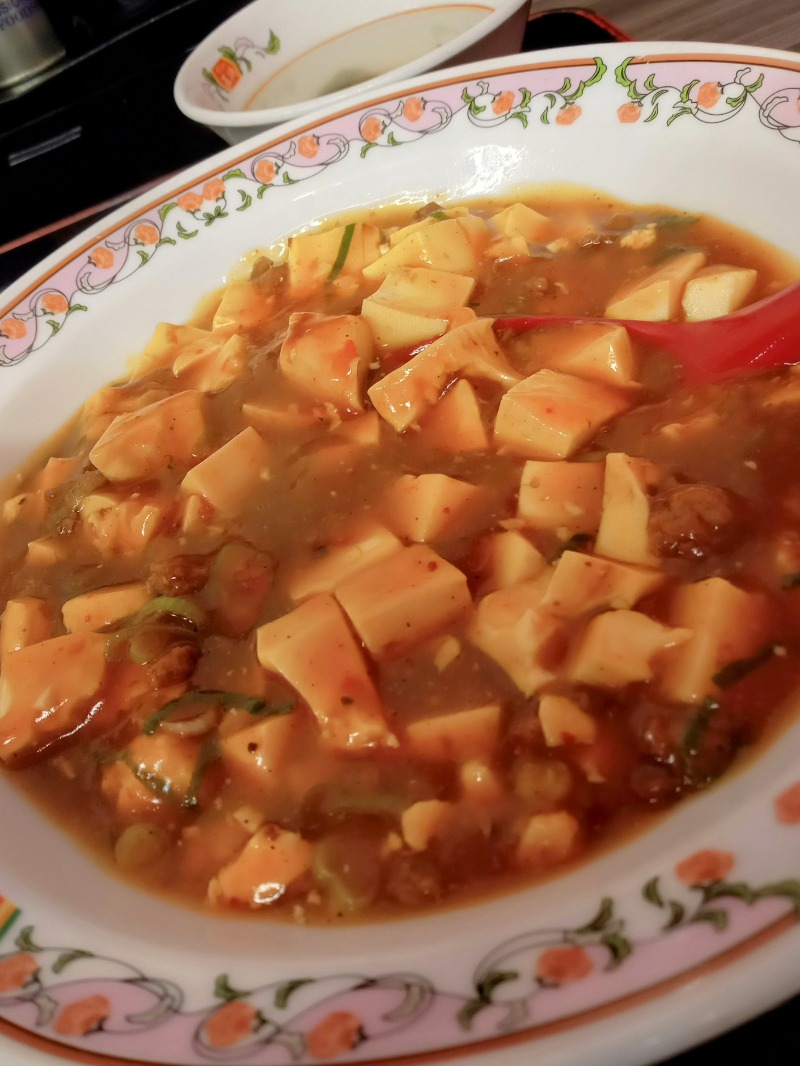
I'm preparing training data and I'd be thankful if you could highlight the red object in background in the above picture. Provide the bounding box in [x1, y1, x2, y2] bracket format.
[523, 7, 632, 49]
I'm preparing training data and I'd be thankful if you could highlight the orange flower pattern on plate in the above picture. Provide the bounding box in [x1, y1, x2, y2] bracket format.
[297, 136, 320, 158]
[556, 104, 582, 124]
[203, 999, 258, 1048]
[696, 81, 722, 108]
[492, 90, 515, 115]
[403, 97, 425, 121]
[40, 292, 69, 315]
[133, 223, 159, 245]
[0, 952, 38, 992]
[361, 116, 383, 143]
[535, 945, 594, 985]
[675, 849, 735, 885]
[617, 101, 641, 122]
[775, 781, 800, 823]
[306, 1011, 363, 1059]
[53, 994, 111, 1036]
[0, 318, 26, 340]
[90, 247, 114, 269]
[203, 178, 226, 201]
[253, 158, 277, 184]
[177, 192, 205, 213]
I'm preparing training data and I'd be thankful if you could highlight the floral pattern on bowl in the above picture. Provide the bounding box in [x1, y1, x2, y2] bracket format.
[202, 32, 280, 102]
[3, 42, 800, 1066]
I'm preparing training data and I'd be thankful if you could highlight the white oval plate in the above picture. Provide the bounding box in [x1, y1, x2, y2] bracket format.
[3, 40, 800, 1066]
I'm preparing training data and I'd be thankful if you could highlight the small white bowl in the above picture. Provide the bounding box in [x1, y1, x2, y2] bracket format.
[174, 0, 530, 143]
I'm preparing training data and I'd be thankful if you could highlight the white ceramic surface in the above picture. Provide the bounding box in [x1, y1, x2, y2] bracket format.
[3, 40, 800, 1066]
[173, 0, 530, 143]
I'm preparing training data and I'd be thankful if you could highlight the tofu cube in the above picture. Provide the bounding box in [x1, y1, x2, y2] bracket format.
[0, 598, 52, 660]
[288, 222, 382, 292]
[62, 582, 150, 633]
[34, 456, 79, 492]
[594, 452, 661, 565]
[475, 530, 548, 592]
[660, 577, 770, 704]
[0, 633, 108, 763]
[173, 333, 246, 394]
[210, 826, 313, 907]
[490, 202, 551, 243]
[538, 694, 597, 746]
[405, 703, 502, 762]
[605, 251, 706, 320]
[219, 714, 297, 794]
[89, 390, 207, 481]
[515, 810, 581, 867]
[468, 580, 562, 696]
[212, 280, 276, 333]
[335, 544, 471, 658]
[494, 369, 629, 459]
[279, 313, 374, 412]
[361, 266, 475, 348]
[540, 323, 640, 388]
[401, 799, 460, 851]
[368, 318, 520, 432]
[363, 215, 489, 281]
[256, 593, 395, 750]
[541, 551, 665, 617]
[81, 492, 165, 555]
[381, 472, 486, 544]
[181, 427, 269, 518]
[681, 264, 758, 321]
[567, 609, 691, 688]
[517, 459, 605, 535]
[285, 521, 403, 602]
[416, 379, 488, 453]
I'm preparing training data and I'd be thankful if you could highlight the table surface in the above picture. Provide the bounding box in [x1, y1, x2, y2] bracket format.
[3, 3, 800, 1065]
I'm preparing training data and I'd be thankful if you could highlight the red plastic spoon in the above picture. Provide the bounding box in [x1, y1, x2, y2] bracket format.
[493, 279, 800, 384]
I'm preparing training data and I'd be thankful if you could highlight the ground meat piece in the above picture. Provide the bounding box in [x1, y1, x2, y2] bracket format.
[383, 851, 444, 907]
[146, 642, 201, 687]
[648, 483, 741, 559]
[629, 698, 741, 791]
[147, 555, 211, 596]
[629, 762, 681, 804]
[413, 201, 444, 220]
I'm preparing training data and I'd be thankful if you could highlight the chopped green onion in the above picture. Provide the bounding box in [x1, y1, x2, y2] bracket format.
[312, 832, 381, 913]
[327, 223, 356, 282]
[128, 626, 189, 666]
[682, 696, 720, 761]
[105, 622, 198, 664]
[133, 596, 207, 629]
[142, 690, 292, 735]
[712, 643, 776, 690]
[552, 532, 593, 560]
[652, 213, 700, 229]
[309, 781, 409, 819]
[124, 755, 173, 800]
[184, 737, 220, 809]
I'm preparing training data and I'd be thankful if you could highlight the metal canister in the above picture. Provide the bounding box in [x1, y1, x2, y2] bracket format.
[0, 0, 65, 89]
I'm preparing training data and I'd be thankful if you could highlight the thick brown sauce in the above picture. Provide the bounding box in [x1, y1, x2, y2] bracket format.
[2, 189, 800, 924]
